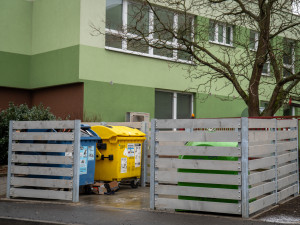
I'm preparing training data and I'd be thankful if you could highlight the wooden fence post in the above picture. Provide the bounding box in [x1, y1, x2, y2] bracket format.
[150, 119, 157, 209]
[241, 117, 249, 218]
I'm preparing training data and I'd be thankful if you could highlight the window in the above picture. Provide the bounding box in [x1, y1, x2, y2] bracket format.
[249, 30, 259, 51]
[155, 90, 193, 119]
[249, 30, 270, 76]
[292, 0, 300, 15]
[209, 20, 233, 46]
[105, 0, 194, 62]
[283, 39, 295, 77]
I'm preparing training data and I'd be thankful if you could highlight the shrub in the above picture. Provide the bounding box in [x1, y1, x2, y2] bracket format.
[0, 103, 56, 165]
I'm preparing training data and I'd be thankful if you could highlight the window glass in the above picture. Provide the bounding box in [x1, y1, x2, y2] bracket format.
[283, 40, 294, 65]
[178, 14, 193, 44]
[218, 24, 224, 43]
[105, 34, 122, 49]
[209, 20, 215, 41]
[153, 47, 173, 58]
[127, 2, 149, 35]
[249, 30, 256, 50]
[154, 8, 174, 41]
[177, 93, 192, 119]
[155, 91, 173, 119]
[283, 67, 292, 77]
[262, 63, 269, 74]
[178, 50, 191, 61]
[106, 0, 123, 31]
[127, 39, 149, 53]
[226, 26, 231, 45]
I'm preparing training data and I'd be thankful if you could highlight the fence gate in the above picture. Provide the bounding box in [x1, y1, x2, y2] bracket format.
[6, 120, 80, 202]
[150, 118, 299, 217]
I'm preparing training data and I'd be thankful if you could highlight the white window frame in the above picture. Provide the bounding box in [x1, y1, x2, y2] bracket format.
[156, 90, 194, 119]
[249, 30, 270, 76]
[105, 0, 194, 64]
[283, 39, 295, 77]
[292, 0, 300, 15]
[209, 21, 233, 47]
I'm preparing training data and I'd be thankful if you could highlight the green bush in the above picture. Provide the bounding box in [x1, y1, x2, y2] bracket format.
[0, 103, 56, 165]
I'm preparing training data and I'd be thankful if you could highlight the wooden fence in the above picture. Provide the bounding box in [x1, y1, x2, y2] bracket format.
[6, 120, 81, 202]
[150, 118, 299, 217]
[83, 121, 151, 187]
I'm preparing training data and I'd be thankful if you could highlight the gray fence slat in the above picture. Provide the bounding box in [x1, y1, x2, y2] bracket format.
[6, 121, 13, 198]
[277, 130, 298, 140]
[157, 131, 240, 142]
[11, 177, 73, 189]
[248, 144, 275, 157]
[72, 120, 80, 203]
[156, 145, 241, 157]
[277, 141, 298, 153]
[248, 131, 276, 142]
[277, 184, 298, 202]
[12, 143, 74, 152]
[156, 198, 241, 214]
[12, 132, 74, 141]
[248, 181, 276, 199]
[248, 169, 276, 185]
[84, 122, 144, 129]
[156, 118, 241, 129]
[277, 120, 298, 128]
[156, 158, 241, 171]
[12, 155, 73, 164]
[277, 152, 298, 165]
[12, 121, 75, 129]
[156, 185, 241, 200]
[249, 193, 276, 214]
[277, 163, 298, 176]
[248, 156, 276, 171]
[248, 119, 276, 128]
[11, 165, 73, 176]
[277, 174, 298, 190]
[10, 188, 72, 201]
[156, 171, 241, 185]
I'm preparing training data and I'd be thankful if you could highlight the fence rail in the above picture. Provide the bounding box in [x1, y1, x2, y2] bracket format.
[6, 120, 80, 202]
[150, 118, 299, 217]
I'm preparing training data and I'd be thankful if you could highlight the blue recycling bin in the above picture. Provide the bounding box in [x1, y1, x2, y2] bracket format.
[78, 125, 100, 186]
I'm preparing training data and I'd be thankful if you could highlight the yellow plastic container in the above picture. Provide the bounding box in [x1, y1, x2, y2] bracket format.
[91, 125, 146, 183]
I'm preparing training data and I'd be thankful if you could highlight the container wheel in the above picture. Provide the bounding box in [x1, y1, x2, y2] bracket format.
[130, 180, 139, 189]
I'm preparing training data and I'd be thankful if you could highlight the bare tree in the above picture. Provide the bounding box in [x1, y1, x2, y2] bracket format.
[92, 0, 300, 116]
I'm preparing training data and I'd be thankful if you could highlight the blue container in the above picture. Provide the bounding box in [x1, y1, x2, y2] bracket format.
[78, 125, 100, 186]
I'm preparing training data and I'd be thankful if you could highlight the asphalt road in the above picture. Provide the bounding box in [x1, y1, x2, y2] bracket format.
[0, 200, 297, 225]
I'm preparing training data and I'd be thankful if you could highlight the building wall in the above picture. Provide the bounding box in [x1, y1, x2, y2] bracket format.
[0, 0, 32, 89]
[32, 83, 84, 120]
[0, 87, 31, 110]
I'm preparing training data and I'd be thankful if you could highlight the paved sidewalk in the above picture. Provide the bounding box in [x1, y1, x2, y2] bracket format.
[0, 199, 298, 225]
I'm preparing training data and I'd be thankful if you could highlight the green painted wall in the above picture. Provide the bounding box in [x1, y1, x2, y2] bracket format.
[30, 46, 80, 88]
[31, 0, 80, 54]
[79, 45, 200, 92]
[0, 0, 32, 55]
[83, 80, 155, 122]
[0, 51, 30, 88]
[82, 80, 247, 122]
[195, 94, 247, 118]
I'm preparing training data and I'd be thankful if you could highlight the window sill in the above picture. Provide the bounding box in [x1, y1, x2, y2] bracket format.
[209, 41, 234, 48]
[105, 46, 194, 65]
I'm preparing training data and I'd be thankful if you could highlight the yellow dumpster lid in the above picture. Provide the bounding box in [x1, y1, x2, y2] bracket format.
[91, 125, 146, 140]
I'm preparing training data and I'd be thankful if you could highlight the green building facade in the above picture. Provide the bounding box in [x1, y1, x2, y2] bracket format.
[0, 0, 298, 121]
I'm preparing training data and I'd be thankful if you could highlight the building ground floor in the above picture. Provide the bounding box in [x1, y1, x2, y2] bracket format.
[1, 79, 298, 122]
